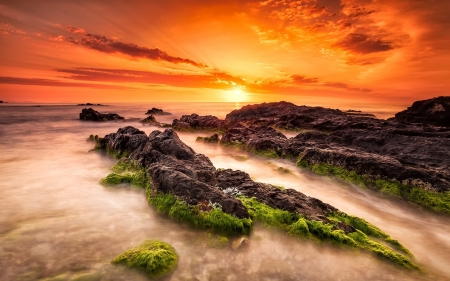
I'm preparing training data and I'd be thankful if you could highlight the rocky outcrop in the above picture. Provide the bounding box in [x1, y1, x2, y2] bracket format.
[140, 115, 158, 124]
[77, 103, 105, 106]
[172, 114, 224, 131]
[79, 108, 124, 121]
[395, 96, 450, 127]
[145, 108, 171, 115]
[196, 133, 219, 143]
[222, 124, 287, 155]
[96, 127, 345, 227]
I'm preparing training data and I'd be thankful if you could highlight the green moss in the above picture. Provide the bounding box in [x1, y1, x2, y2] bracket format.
[328, 212, 412, 256]
[271, 184, 286, 190]
[196, 136, 219, 143]
[100, 160, 147, 188]
[348, 231, 419, 270]
[265, 162, 294, 174]
[86, 134, 98, 142]
[297, 160, 450, 214]
[251, 148, 279, 158]
[238, 196, 418, 270]
[147, 190, 252, 235]
[234, 155, 249, 161]
[105, 146, 130, 159]
[112, 240, 178, 279]
[195, 233, 229, 249]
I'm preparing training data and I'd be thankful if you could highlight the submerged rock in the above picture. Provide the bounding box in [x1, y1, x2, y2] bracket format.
[139, 115, 158, 124]
[395, 96, 450, 127]
[77, 103, 105, 106]
[79, 108, 124, 121]
[145, 107, 171, 115]
[196, 133, 219, 143]
[172, 114, 224, 131]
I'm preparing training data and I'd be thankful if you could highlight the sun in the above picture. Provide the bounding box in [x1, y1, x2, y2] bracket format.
[234, 89, 242, 96]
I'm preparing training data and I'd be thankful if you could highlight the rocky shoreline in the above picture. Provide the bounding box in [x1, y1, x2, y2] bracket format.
[184, 97, 450, 214]
[91, 126, 418, 270]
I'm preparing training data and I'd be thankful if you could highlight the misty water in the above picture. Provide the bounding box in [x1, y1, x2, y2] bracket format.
[1, 103, 449, 281]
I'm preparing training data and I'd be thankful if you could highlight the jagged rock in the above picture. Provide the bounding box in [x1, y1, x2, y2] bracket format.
[172, 114, 224, 131]
[196, 134, 219, 143]
[95, 126, 353, 230]
[145, 108, 171, 115]
[140, 115, 158, 124]
[79, 108, 124, 121]
[395, 96, 450, 127]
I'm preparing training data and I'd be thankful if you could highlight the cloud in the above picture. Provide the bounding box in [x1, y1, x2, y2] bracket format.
[0, 76, 132, 90]
[0, 23, 26, 36]
[59, 27, 207, 68]
[323, 82, 371, 92]
[333, 33, 393, 54]
[291, 75, 320, 84]
[56, 67, 245, 90]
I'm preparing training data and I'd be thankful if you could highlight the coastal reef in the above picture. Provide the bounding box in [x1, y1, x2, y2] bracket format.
[92, 126, 418, 270]
[190, 98, 450, 214]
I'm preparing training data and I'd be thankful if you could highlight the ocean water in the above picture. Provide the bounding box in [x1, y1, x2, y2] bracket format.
[0, 102, 449, 281]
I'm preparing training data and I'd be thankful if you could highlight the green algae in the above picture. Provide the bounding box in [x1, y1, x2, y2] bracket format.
[238, 196, 418, 270]
[146, 190, 252, 235]
[196, 136, 219, 143]
[100, 160, 147, 188]
[296, 159, 450, 214]
[195, 232, 229, 249]
[233, 155, 249, 161]
[112, 240, 178, 279]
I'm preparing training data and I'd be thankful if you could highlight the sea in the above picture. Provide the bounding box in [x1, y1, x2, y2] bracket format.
[0, 102, 449, 281]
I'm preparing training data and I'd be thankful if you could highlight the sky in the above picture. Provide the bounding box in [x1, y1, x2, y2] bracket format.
[0, 0, 449, 105]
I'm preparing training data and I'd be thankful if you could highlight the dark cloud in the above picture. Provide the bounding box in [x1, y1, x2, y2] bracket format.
[61, 30, 207, 68]
[324, 82, 371, 92]
[291, 75, 320, 84]
[333, 33, 393, 54]
[56, 68, 243, 89]
[0, 76, 132, 89]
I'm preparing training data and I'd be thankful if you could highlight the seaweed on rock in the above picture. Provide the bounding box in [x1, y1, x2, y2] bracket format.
[112, 240, 178, 279]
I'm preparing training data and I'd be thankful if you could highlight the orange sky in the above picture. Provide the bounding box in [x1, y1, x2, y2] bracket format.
[0, 0, 449, 105]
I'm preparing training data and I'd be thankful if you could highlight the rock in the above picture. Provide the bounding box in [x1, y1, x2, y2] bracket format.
[231, 237, 249, 250]
[145, 107, 171, 115]
[95, 126, 350, 228]
[395, 96, 450, 127]
[77, 103, 105, 106]
[139, 115, 158, 124]
[79, 108, 124, 121]
[196, 133, 219, 143]
[172, 114, 224, 131]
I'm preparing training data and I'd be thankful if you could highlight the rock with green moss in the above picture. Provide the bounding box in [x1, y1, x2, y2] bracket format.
[112, 240, 178, 279]
[93, 126, 418, 269]
[196, 133, 219, 143]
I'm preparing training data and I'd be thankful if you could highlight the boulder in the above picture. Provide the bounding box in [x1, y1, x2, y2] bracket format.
[79, 108, 124, 121]
[395, 96, 450, 127]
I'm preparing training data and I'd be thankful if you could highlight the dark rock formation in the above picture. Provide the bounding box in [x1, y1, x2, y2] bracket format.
[145, 108, 171, 115]
[79, 108, 124, 121]
[214, 101, 450, 196]
[395, 96, 450, 127]
[215, 169, 338, 223]
[95, 126, 347, 228]
[172, 114, 224, 131]
[222, 125, 287, 155]
[140, 115, 158, 124]
[0, 101, 3, 103]
[196, 133, 219, 143]
[77, 103, 105, 106]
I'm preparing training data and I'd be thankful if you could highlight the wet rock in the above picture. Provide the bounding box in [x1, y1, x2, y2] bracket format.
[395, 96, 450, 127]
[139, 115, 158, 124]
[172, 114, 224, 131]
[196, 133, 219, 143]
[95, 126, 352, 230]
[145, 107, 171, 115]
[231, 237, 249, 250]
[77, 103, 105, 106]
[215, 168, 338, 223]
[79, 108, 124, 121]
